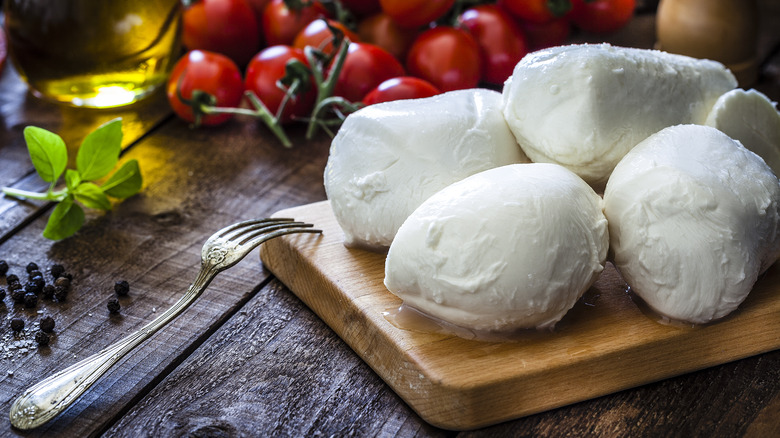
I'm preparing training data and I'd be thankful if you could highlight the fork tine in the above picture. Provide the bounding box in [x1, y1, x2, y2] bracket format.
[234, 222, 317, 245]
[217, 218, 294, 240]
[239, 224, 322, 248]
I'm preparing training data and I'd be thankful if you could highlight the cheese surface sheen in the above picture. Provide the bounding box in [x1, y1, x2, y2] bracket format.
[502, 43, 737, 188]
[604, 124, 780, 324]
[384, 163, 609, 332]
[325, 89, 527, 250]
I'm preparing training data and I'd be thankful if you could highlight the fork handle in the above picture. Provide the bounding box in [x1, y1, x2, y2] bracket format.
[9, 266, 219, 430]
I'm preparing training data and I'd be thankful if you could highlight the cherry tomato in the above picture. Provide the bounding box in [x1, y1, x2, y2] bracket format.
[357, 12, 418, 60]
[519, 17, 571, 51]
[245, 46, 316, 123]
[406, 27, 481, 92]
[332, 43, 406, 103]
[341, 0, 381, 17]
[182, 0, 260, 66]
[167, 50, 245, 126]
[379, 0, 455, 29]
[569, 0, 636, 33]
[498, 0, 571, 24]
[262, 0, 328, 46]
[293, 18, 360, 56]
[459, 5, 528, 85]
[363, 76, 441, 105]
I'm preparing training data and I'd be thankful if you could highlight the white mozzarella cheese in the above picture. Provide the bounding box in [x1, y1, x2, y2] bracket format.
[384, 163, 609, 332]
[603, 124, 780, 324]
[324, 89, 528, 250]
[502, 43, 737, 188]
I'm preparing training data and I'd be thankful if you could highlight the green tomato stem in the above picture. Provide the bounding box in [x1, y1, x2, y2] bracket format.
[305, 38, 351, 140]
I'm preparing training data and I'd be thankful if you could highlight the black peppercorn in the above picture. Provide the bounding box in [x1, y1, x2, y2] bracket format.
[107, 298, 120, 314]
[28, 269, 43, 280]
[10, 317, 24, 332]
[54, 286, 68, 302]
[11, 287, 26, 303]
[8, 282, 23, 292]
[26, 262, 39, 274]
[54, 276, 71, 290]
[6, 274, 19, 284]
[0, 260, 8, 276]
[24, 291, 38, 308]
[0, 288, 5, 301]
[24, 281, 42, 295]
[34, 330, 49, 346]
[50, 264, 65, 279]
[39, 315, 55, 333]
[114, 280, 130, 296]
[41, 284, 56, 299]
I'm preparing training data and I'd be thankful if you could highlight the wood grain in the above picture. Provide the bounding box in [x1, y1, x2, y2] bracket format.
[259, 201, 780, 431]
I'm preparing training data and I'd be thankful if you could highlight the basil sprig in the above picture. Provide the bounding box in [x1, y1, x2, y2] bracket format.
[2, 118, 142, 240]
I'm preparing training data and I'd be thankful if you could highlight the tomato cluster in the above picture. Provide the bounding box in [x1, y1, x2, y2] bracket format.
[168, 0, 636, 141]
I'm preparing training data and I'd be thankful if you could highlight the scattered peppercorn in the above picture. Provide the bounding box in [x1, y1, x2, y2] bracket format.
[26, 262, 39, 274]
[6, 274, 19, 284]
[11, 288, 26, 303]
[41, 284, 56, 299]
[10, 318, 24, 332]
[28, 269, 43, 280]
[107, 298, 120, 314]
[114, 280, 130, 296]
[23, 291, 38, 308]
[8, 282, 23, 292]
[39, 315, 55, 333]
[0, 288, 5, 301]
[54, 276, 71, 290]
[24, 281, 43, 295]
[54, 286, 68, 302]
[62, 272, 73, 281]
[0, 260, 8, 276]
[50, 264, 65, 279]
[34, 330, 49, 346]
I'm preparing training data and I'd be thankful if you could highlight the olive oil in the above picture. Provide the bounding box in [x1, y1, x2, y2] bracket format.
[4, 0, 182, 108]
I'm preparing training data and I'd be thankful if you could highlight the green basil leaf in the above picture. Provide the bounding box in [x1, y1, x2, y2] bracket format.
[102, 159, 143, 199]
[74, 182, 112, 210]
[24, 126, 67, 183]
[43, 197, 85, 240]
[65, 169, 82, 192]
[77, 118, 123, 181]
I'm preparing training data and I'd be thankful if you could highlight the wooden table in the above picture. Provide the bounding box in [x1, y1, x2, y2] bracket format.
[1, 9, 779, 437]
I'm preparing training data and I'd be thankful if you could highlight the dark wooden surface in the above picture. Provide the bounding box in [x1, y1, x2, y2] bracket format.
[1, 9, 779, 438]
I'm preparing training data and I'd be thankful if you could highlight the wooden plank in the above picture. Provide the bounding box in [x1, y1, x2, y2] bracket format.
[259, 201, 780, 431]
[0, 117, 331, 437]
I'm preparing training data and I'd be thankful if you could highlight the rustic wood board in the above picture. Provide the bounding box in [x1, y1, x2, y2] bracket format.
[259, 200, 780, 431]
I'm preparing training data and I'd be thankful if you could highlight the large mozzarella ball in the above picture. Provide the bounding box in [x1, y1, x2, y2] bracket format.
[384, 163, 609, 332]
[502, 43, 737, 188]
[604, 124, 780, 324]
[324, 89, 528, 250]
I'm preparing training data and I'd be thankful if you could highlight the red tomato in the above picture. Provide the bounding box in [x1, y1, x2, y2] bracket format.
[363, 76, 441, 105]
[519, 17, 571, 51]
[167, 50, 245, 126]
[379, 0, 455, 29]
[569, 0, 636, 33]
[357, 13, 418, 60]
[293, 18, 360, 56]
[406, 27, 481, 92]
[459, 5, 528, 85]
[333, 43, 406, 103]
[182, 0, 260, 66]
[341, 0, 381, 17]
[498, 0, 571, 24]
[262, 0, 328, 46]
[245, 46, 317, 123]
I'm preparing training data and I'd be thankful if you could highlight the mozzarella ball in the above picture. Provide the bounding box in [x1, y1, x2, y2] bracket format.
[324, 89, 528, 250]
[502, 43, 737, 188]
[604, 124, 780, 324]
[384, 163, 609, 332]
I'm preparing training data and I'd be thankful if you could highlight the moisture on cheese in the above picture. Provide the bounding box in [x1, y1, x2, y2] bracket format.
[502, 43, 737, 188]
[384, 163, 609, 332]
[324, 88, 528, 250]
[603, 124, 780, 324]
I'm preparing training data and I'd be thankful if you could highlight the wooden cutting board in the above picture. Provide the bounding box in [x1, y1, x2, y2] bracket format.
[259, 200, 780, 431]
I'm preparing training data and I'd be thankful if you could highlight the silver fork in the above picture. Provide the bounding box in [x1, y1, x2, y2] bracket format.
[9, 218, 321, 430]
